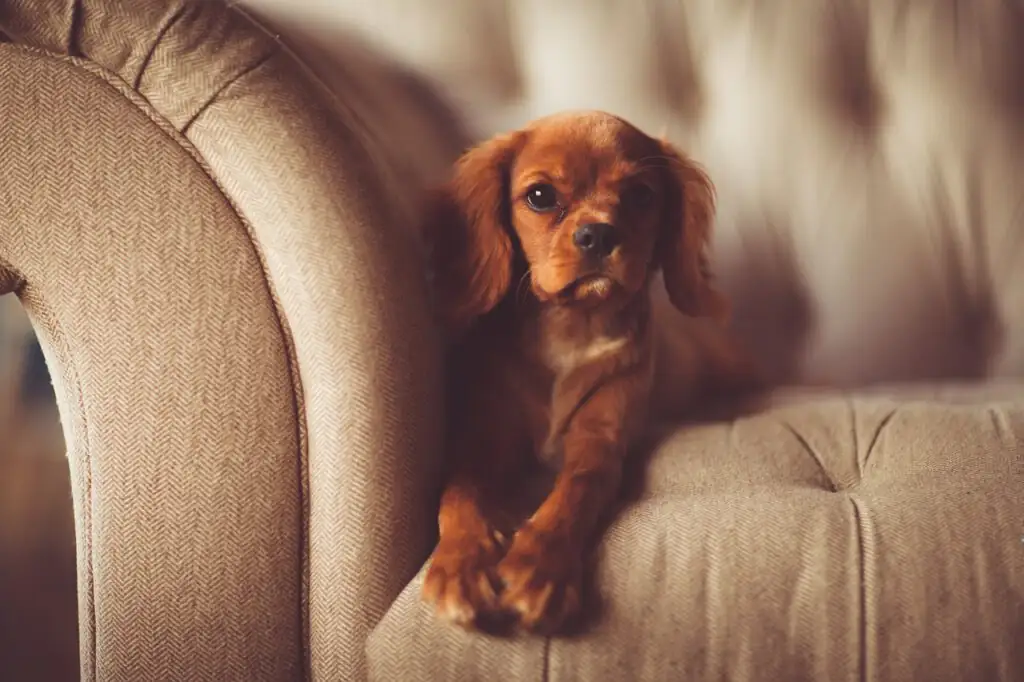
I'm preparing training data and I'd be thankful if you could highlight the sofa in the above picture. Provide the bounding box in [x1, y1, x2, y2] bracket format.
[0, 0, 1020, 680]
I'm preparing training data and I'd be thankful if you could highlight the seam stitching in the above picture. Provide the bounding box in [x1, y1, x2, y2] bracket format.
[849, 496, 870, 682]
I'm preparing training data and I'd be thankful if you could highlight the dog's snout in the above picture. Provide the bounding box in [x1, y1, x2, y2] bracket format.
[573, 222, 618, 258]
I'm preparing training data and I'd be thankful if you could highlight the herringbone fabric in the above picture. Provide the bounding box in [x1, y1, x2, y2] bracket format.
[0, 0, 448, 680]
[0, 0, 280, 131]
[183, 27, 445, 682]
[368, 384, 1024, 682]
[0, 42, 304, 680]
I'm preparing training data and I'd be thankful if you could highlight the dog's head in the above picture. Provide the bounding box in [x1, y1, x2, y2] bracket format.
[423, 110, 728, 333]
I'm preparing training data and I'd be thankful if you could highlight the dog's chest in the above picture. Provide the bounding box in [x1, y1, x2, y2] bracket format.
[541, 333, 628, 376]
[530, 330, 628, 470]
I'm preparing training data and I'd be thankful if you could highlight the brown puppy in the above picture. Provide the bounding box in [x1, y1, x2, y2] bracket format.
[420, 111, 756, 635]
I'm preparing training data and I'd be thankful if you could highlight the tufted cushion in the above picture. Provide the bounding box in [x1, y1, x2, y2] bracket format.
[368, 384, 1024, 682]
[253, 0, 1024, 387]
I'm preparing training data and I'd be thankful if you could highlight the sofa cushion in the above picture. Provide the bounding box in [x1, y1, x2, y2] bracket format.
[367, 383, 1024, 682]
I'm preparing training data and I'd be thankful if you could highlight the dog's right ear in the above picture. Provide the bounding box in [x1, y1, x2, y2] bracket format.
[421, 131, 523, 335]
[655, 140, 730, 323]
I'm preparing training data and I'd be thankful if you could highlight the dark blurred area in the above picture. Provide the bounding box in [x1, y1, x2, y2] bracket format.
[20, 337, 53, 405]
[0, 297, 77, 681]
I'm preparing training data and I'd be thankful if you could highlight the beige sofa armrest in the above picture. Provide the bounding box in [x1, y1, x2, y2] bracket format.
[184, 16, 449, 682]
[0, 1, 446, 680]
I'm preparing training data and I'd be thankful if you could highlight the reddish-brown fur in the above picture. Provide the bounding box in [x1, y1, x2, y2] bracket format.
[420, 111, 756, 635]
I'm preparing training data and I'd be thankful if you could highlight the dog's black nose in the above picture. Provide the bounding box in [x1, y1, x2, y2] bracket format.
[573, 222, 618, 258]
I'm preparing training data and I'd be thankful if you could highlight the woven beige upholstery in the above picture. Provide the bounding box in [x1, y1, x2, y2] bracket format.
[0, 1, 451, 679]
[369, 383, 1024, 681]
[2, 1, 1022, 681]
[1, 41, 302, 679]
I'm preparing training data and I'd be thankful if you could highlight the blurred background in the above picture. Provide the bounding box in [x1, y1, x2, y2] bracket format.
[3, 0, 1024, 678]
[0, 297, 76, 679]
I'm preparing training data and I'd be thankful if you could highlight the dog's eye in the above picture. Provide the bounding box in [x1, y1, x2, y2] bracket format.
[623, 183, 655, 209]
[525, 183, 559, 212]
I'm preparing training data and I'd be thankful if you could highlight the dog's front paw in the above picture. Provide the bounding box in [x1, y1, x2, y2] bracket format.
[497, 526, 582, 635]
[422, 529, 507, 629]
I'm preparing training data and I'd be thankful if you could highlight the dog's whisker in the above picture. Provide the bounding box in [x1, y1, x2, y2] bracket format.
[516, 269, 533, 304]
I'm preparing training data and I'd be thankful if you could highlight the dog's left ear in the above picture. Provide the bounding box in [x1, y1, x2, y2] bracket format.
[656, 141, 730, 323]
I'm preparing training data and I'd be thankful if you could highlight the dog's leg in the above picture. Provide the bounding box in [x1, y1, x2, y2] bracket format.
[422, 395, 529, 630]
[497, 362, 647, 634]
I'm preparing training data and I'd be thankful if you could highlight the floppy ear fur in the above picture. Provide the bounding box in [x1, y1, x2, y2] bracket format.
[656, 141, 730, 323]
[421, 132, 523, 334]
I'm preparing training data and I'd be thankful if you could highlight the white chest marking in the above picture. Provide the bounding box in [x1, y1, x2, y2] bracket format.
[545, 335, 628, 374]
